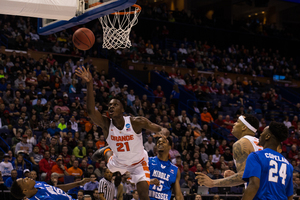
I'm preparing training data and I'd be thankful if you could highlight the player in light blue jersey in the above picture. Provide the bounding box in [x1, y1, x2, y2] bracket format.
[149, 137, 183, 200]
[10, 177, 94, 200]
[242, 121, 294, 200]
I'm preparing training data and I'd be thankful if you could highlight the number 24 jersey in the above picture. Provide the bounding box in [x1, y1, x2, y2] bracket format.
[243, 148, 294, 200]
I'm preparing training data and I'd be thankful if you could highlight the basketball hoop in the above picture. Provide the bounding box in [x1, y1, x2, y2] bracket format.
[91, 3, 141, 49]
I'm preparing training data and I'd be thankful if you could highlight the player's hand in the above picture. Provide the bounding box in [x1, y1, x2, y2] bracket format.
[81, 178, 96, 184]
[150, 178, 160, 186]
[75, 66, 92, 83]
[195, 172, 215, 188]
[224, 170, 235, 178]
[158, 128, 169, 137]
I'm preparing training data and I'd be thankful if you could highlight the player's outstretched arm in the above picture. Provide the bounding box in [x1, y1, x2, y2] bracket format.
[196, 138, 250, 187]
[214, 138, 250, 187]
[57, 178, 96, 192]
[133, 117, 170, 137]
[75, 67, 109, 134]
[242, 177, 260, 200]
[174, 169, 184, 200]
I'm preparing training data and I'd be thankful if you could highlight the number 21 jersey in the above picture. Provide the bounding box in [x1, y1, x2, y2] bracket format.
[106, 116, 144, 166]
[243, 148, 294, 200]
[29, 182, 73, 200]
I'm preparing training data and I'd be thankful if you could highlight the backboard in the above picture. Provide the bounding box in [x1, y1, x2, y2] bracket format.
[37, 0, 137, 35]
[0, 0, 78, 21]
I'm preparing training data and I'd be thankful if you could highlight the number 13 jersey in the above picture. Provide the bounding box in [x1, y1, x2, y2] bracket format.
[106, 116, 144, 166]
[243, 148, 294, 200]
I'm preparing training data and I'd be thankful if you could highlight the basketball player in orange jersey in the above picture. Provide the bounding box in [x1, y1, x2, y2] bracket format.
[196, 114, 263, 187]
[76, 67, 169, 200]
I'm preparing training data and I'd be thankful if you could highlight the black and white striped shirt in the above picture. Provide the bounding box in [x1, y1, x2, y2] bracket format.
[98, 177, 114, 200]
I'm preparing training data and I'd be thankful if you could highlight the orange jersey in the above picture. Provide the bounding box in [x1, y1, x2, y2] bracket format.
[51, 164, 68, 182]
[201, 112, 213, 123]
[67, 167, 83, 177]
[96, 140, 105, 149]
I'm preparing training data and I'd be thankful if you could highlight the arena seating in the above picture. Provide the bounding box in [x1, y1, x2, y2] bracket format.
[1, 1, 300, 199]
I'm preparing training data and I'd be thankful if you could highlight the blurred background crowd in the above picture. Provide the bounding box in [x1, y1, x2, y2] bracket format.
[1, 0, 300, 200]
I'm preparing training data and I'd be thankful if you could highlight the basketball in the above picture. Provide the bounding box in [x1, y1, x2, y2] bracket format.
[72, 28, 95, 51]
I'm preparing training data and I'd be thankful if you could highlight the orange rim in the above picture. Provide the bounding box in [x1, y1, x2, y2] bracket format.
[89, 3, 141, 15]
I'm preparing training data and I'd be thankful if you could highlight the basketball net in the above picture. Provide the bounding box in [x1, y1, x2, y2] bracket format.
[98, 4, 141, 49]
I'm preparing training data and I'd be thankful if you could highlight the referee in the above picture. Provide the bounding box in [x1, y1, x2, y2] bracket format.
[98, 168, 114, 200]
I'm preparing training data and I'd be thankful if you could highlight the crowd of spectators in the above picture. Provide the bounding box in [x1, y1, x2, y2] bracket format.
[0, 46, 300, 199]
[1, 5, 300, 82]
[119, 32, 299, 82]
[0, 45, 243, 199]
[1, 7, 300, 200]
[0, 46, 144, 199]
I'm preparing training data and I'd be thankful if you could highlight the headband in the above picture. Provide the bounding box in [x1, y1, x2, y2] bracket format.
[239, 116, 257, 132]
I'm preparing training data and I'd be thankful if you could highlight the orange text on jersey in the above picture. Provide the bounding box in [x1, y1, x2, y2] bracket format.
[111, 135, 134, 142]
